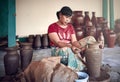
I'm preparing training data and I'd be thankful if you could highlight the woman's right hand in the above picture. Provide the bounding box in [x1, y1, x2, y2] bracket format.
[71, 46, 81, 54]
[72, 41, 81, 49]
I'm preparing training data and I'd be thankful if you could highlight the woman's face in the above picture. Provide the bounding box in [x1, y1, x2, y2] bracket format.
[59, 14, 72, 25]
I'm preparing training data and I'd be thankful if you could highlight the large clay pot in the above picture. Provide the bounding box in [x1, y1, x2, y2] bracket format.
[4, 46, 19, 75]
[34, 34, 41, 49]
[20, 42, 33, 71]
[85, 42, 102, 78]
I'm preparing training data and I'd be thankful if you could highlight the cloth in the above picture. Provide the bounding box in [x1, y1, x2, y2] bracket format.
[78, 36, 96, 47]
[51, 47, 85, 71]
[22, 57, 78, 82]
[48, 23, 75, 46]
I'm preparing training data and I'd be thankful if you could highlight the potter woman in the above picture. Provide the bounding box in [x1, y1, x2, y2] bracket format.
[48, 6, 100, 71]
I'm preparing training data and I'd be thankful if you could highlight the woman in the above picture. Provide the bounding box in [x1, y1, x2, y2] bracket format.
[48, 6, 97, 71]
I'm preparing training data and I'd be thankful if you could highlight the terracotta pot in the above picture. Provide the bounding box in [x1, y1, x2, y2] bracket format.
[85, 42, 102, 78]
[4, 46, 19, 75]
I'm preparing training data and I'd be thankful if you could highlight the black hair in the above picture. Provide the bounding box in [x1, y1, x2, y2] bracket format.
[56, 11, 60, 19]
[59, 6, 73, 17]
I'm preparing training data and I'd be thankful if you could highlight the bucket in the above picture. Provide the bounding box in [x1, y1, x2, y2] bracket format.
[75, 72, 89, 82]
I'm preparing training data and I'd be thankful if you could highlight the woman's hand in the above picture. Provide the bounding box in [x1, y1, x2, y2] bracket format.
[71, 46, 81, 54]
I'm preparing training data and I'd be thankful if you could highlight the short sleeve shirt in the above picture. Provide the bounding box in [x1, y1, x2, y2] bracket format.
[48, 23, 75, 46]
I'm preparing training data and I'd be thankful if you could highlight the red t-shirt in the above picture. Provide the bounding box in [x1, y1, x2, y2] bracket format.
[48, 23, 75, 46]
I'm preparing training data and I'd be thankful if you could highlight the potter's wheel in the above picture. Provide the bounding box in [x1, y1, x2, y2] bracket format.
[89, 70, 110, 82]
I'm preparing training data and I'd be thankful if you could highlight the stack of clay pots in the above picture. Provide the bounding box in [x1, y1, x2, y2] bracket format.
[72, 11, 85, 40]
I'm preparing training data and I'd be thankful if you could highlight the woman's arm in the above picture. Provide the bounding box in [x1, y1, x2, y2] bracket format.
[48, 32, 72, 48]
[71, 34, 82, 49]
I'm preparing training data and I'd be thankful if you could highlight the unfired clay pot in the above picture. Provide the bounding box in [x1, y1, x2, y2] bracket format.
[85, 42, 102, 78]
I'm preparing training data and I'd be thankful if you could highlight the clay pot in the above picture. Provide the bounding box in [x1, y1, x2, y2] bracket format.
[34, 34, 41, 49]
[75, 27, 84, 40]
[4, 46, 19, 75]
[28, 35, 34, 43]
[85, 26, 96, 38]
[97, 17, 104, 24]
[20, 42, 33, 71]
[42, 34, 49, 48]
[91, 12, 97, 27]
[20, 42, 32, 49]
[20, 49, 33, 71]
[102, 27, 110, 44]
[107, 30, 116, 48]
[72, 11, 84, 26]
[28, 35, 34, 48]
[85, 42, 102, 78]
[96, 24, 102, 40]
[84, 11, 90, 26]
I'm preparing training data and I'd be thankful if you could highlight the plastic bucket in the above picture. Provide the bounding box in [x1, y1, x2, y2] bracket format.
[75, 72, 89, 82]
